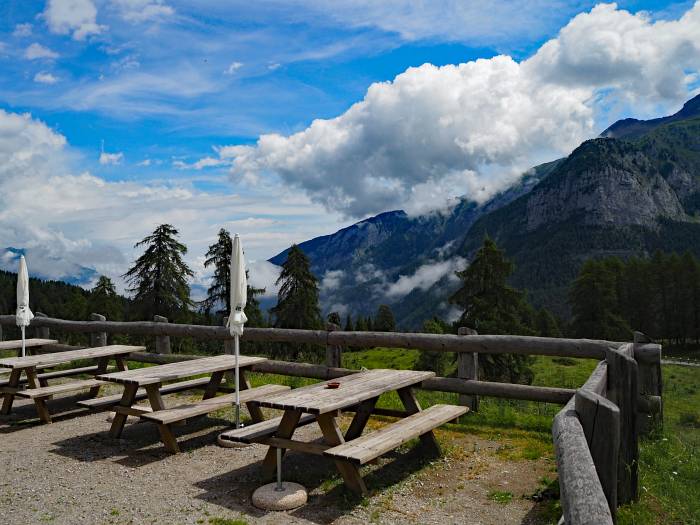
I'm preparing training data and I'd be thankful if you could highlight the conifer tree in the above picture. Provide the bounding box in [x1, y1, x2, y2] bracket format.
[89, 275, 122, 320]
[535, 308, 561, 338]
[270, 245, 321, 329]
[327, 311, 341, 327]
[449, 237, 535, 383]
[374, 304, 396, 332]
[123, 224, 193, 319]
[344, 313, 354, 331]
[355, 316, 368, 331]
[416, 318, 453, 375]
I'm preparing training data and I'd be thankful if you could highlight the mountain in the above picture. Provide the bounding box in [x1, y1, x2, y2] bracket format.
[459, 98, 700, 317]
[271, 94, 700, 327]
[269, 160, 562, 326]
[0, 248, 98, 287]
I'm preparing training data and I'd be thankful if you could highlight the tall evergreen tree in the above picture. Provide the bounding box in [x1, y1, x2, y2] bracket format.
[327, 311, 341, 327]
[355, 316, 368, 331]
[374, 304, 396, 332]
[343, 313, 354, 331]
[123, 224, 193, 319]
[270, 245, 321, 329]
[416, 318, 453, 375]
[535, 308, 562, 338]
[202, 228, 266, 325]
[449, 237, 535, 383]
[89, 275, 122, 320]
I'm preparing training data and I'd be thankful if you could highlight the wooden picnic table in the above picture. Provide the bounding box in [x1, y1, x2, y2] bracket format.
[0, 345, 143, 423]
[97, 354, 269, 453]
[233, 368, 462, 495]
[0, 338, 58, 356]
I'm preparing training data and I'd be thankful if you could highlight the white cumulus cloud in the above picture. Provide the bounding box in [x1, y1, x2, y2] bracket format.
[385, 258, 465, 299]
[112, 0, 175, 23]
[43, 0, 106, 40]
[226, 2, 700, 218]
[99, 151, 124, 165]
[25, 43, 59, 60]
[224, 61, 244, 75]
[13, 23, 32, 37]
[321, 269, 345, 291]
[34, 72, 59, 84]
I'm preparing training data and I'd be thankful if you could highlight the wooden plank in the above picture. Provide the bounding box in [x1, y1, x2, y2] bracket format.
[344, 397, 377, 441]
[0, 345, 143, 369]
[219, 413, 317, 444]
[261, 409, 303, 478]
[77, 377, 211, 409]
[141, 384, 290, 425]
[0, 339, 57, 351]
[325, 404, 466, 465]
[397, 386, 441, 453]
[317, 412, 368, 495]
[98, 355, 266, 386]
[16, 378, 105, 399]
[252, 369, 434, 414]
[109, 383, 139, 438]
[0, 365, 115, 387]
[260, 437, 330, 456]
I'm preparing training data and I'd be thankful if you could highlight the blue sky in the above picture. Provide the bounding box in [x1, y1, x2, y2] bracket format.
[0, 0, 698, 296]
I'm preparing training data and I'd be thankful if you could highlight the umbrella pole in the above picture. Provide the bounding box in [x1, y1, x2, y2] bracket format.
[21, 326, 26, 358]
[235, 334, 240, 429]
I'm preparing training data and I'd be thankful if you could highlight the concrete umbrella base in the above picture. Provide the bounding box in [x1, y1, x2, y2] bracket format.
[252, 482, 308, 511]
[216, 435, 251, 448]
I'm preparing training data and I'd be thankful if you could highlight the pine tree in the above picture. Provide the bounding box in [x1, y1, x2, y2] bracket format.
[343, 313, 354, 331]
[355, 316, 368, 331]
[89, 275, 122, 320]
[123, 224, 194, 319]
[374, 304, 396, 332]
[569, 259, 630, 340]
[327, 311, 341, 327]
[449, 237, 535, 383]
[202, 228, 266, 324]
[535, 308, 561, 338]
[270, 245, 321, 329]
[416, 318, 453, 375]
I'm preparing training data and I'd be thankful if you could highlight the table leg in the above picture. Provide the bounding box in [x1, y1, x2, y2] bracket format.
[109, 383, 139, 438]
[317, 412, 368, 495]
[145, 384, 180, 453]
[397, 387, 440, 454]
[89, 357, 109, 397]
[26, 367, 52, 424]
[240, 369, 264, 423]
[1, 369, 22, 414]
[261, 409, 302, 479]
[115, 356, 129, 372]
[202, 371, 225, 400]
[344, 397, 378, 441]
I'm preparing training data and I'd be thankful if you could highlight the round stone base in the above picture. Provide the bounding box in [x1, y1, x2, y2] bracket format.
[252, 482, 307, 511]
[217, 435, 251, 448]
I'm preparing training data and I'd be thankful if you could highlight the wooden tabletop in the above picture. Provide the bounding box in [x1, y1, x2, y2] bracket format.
[0, 345, 144, 369]
[0, 339, 57, 351]
[98, 354, 267, 386]
[251, 369, 435, 415]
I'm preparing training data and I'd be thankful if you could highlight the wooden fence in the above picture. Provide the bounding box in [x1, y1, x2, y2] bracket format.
[0, 314, 662, 524]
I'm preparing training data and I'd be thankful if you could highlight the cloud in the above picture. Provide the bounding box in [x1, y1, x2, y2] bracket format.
[43, 0, 106, 40]
[99, 151, 124, 165]
[137, 158, 152, 166]
[224, 61, 244, 75]
[174, 156, 227, 170]
[112, 0, 175, 23]
[385, 258, 465, 299]
[33, 72, 59, 85]
[321, 269, 345, 291]
[247, 260, 281, 297]
[13, 23, 32, 37]
[25, 43, 59, 60]
[227, 2, 700, 218]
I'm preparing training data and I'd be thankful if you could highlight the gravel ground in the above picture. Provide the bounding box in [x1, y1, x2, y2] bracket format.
[0, 390, 556, 525]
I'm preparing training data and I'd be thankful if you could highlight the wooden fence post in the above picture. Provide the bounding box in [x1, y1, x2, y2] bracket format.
[34, 312, 50, 339]
[89, 313, 107, 347]
[606, 345, 639, 504]
[154, 315, 171, 354]
[325, 323, 342, 368]
[0, 323, 3, 341]
[633, 332, 663, 435]
[575, 389, 620, 517]
[457, 327, 479, 411]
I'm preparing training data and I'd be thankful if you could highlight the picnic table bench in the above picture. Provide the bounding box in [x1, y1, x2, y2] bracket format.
[0, 345, 142, 423]
[219, 369, 467, 495]
[0, 338, 58, 356]
[97, 354, 280, 453]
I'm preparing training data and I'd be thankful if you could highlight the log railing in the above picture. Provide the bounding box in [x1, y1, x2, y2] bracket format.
[0, 314, 662, 524]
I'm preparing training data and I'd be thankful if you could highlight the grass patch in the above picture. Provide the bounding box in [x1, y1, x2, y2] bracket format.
[487, 490, 513, 504]
[208, 518, 248, 525]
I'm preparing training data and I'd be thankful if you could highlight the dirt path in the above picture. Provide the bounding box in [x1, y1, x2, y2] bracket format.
[0, 392, 558, 525]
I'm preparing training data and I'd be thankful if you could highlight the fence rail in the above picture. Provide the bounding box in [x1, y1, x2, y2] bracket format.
[0, 314, 662, 524]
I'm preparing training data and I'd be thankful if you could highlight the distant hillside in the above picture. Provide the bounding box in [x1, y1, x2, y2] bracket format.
[601, 94, 700, 139]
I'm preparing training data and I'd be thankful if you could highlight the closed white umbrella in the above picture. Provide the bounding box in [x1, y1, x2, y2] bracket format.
[226, 234, 247, 429]
[16, 255, 34, 358]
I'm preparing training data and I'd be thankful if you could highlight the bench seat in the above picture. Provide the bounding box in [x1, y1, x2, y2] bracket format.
[219, 412, 317, 444]
[15, 379, 106, 400]
[0, 365, 114, 388]
[77, 377, 211, 410]
[141, 384, 291, 426]
[324, 404, 467, 465]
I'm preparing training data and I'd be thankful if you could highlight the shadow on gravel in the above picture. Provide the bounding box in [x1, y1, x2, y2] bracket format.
[195, 440, 438, 525]
[49, 414, 234, 467]
[0, 394, 96, 432]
